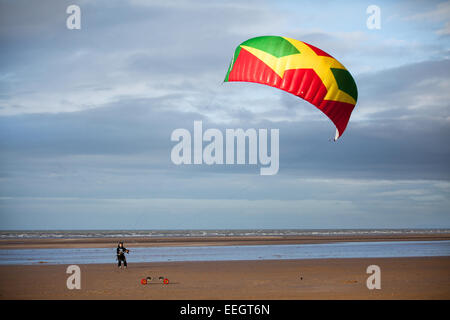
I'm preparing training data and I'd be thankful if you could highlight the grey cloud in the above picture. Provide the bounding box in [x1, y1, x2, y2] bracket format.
[0, 0, 449, 229]
[0, 90, 449, 189]
[0, 0, 281, 116]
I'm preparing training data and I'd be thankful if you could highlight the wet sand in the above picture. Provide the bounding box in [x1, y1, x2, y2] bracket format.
[1, 233, 449, 249]
[1, 257, 449, 300]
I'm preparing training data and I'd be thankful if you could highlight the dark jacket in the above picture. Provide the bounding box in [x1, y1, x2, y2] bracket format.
[117, 245, 128, 257]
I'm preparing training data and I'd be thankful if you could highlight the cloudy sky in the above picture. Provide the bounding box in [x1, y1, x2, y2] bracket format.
[0, 0, 449, 229]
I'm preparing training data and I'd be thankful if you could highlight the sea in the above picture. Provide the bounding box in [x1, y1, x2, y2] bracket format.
[1, 228, 449, 239]
[0, 229, 449, 265]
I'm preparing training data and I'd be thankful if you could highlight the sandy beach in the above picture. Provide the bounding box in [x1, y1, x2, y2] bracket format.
[0, 257, 449, 300]
[0, 234, 449, 300]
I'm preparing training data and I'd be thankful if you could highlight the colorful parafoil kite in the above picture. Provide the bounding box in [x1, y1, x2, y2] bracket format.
[224, 36, 358, 140]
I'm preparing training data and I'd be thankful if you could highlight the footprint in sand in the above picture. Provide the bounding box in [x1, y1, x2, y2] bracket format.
[344, 280, 358, 284]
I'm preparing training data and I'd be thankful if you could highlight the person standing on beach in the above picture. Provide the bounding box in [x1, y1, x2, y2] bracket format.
[116, 241, 129, 269]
